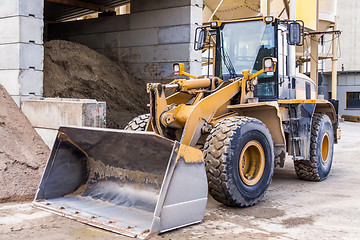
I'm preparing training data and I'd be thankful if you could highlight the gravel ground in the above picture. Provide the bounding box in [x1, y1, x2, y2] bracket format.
[0, 121, 359, 240]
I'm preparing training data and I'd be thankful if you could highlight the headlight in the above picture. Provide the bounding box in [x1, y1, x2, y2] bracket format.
[263, 58, 275, 72]
[264, 16, 274, 24]
[173, 64, 180, 75]
[264, 58, 273, 68]
[211, 21, 219, 28]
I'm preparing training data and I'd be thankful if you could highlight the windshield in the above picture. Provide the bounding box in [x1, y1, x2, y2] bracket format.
[216, 20, 275, 78]
[215, 20, 276, 98]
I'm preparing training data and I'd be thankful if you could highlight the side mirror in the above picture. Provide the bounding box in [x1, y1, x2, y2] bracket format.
[194, 27, 207, 51]
[288, 21, 304, 46]
[263, 57, 277, 72]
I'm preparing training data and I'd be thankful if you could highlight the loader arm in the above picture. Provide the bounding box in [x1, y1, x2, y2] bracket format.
[180, 80, 241, 146]
[181, 59, 277, 145]
[148, 58, 277, 147]
[148, 79, 243, 146]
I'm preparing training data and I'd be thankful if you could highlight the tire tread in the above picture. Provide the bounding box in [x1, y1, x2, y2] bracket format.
[294, 113, 330, 181]
[124, 114, 150, 131]
[204, 116, 272, 207]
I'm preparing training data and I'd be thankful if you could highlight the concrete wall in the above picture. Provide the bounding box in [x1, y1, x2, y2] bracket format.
[46, 0, 203, 83]
[0, 0, 44, 106]
[22, 98, 106, 148]
[334, 0, 360, 72]
[322, 0, 360, 73]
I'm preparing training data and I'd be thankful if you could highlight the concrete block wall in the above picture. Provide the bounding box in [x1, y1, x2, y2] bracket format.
[22, 98, 106, 148]
[0, 0, 44, 105]
[46, 0, 203, 83]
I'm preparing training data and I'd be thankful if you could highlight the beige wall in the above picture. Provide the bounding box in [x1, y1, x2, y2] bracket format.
[336, 0, 360, 71]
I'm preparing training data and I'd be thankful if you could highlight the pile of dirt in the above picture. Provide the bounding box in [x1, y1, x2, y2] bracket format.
[0, 85, 50, 202]
[43, 40, 148, 129]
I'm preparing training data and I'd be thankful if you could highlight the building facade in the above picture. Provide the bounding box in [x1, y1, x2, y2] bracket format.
[319, 0, 360, 116]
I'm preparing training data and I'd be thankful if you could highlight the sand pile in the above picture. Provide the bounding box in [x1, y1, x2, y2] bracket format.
[0, 85, 50, 202]
[43, 40, 148, 129]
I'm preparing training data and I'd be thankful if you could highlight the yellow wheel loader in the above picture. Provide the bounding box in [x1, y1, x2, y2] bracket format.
[33, 16, 340, 238]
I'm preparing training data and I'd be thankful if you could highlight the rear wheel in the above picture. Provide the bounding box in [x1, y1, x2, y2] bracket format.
[294, 113, 334, 181]
[204, 117, 274, 207]
[124, 114, 149, 131]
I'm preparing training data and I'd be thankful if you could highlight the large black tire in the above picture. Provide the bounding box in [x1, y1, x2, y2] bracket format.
[124, 114, 149, 131]
[204, 116, 274, 207]
[294, 113, 334, 181]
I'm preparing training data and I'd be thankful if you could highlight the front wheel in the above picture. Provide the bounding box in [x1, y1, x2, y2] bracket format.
[204, 117, 274, 207]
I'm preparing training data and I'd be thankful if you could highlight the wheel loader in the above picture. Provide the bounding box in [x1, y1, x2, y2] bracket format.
[33, 16, 340, 238]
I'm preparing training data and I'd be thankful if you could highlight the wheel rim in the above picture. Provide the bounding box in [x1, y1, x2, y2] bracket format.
[239, 141, 265, 186]
[321, 132, 330, 164]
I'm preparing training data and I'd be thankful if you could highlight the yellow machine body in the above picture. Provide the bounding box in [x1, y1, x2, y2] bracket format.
[33, 16, 340, 238]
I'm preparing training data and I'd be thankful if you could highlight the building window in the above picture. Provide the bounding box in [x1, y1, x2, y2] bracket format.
[346, 92, 360, 109]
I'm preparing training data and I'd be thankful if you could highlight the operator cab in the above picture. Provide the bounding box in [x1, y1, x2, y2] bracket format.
[195, 17, 304, 102]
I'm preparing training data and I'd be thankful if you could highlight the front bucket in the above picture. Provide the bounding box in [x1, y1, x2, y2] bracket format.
[33, 126, 208, 239]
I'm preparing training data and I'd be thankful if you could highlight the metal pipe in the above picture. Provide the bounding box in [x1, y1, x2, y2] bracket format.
[164, 84, 180, 89]
[208, 0, 224, 22]
[182, 79, 212, 90]
[310, 35, 319, 97]
[331, 17, 338, 100]
[299, 64, 303, 73]
[282, 0, 290, 18]
[309, 0, 320, 97]
[288, 0, 296, 95]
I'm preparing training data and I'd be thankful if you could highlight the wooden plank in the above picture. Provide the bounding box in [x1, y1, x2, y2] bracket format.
[45, 0, 115, 12]
[342, 115, 360, 123]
